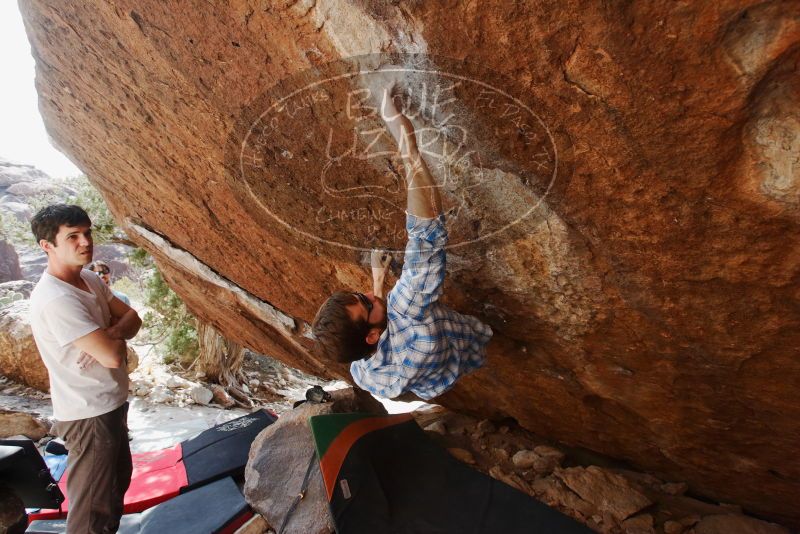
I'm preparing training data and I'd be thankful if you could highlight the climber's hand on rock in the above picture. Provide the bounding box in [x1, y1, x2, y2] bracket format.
[365, 67, 406, 118]
[371, 248, 393, 270]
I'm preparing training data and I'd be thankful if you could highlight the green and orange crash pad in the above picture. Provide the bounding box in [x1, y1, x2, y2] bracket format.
[309, 412, 593, 534]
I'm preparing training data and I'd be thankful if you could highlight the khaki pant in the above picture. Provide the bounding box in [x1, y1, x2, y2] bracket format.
[53, 402, 132, 534]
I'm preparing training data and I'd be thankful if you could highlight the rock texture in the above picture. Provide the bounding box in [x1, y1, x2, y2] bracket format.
[0, 241, 23, 284]
[244, 388, 385, 533]
[0, 487, 26, 534]
[416, 408, 791, 534]
[556, 466, 653, 523]
[18, 1, 800, 526]
[0, 300, 49, 392]
[0, 410, 49, 440]
[0, 157, 57, 226]
[0, 280, 35, 300]
[0, 157, 50, 188]
[693, 514, 790, 534]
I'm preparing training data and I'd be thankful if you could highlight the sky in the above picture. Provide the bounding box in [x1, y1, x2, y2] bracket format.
[0, 2, 81, 179]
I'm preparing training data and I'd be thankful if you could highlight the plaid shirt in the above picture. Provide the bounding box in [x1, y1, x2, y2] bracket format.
[350, 213, 493, 400]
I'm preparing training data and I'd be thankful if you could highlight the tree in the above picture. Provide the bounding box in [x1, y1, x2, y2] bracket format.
[196, 321, 251, 407]
[135, 263, 199, 366]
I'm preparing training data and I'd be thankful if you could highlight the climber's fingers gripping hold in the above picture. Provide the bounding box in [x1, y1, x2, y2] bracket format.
[371, 248, 393, 270]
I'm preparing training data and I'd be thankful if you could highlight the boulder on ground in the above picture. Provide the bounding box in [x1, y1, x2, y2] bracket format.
[148, 385, 175, 404]
[530, 476, 596, 520]
[0, 300, 49, 392]
[661, 481, 689, 496]
[0, 486, 26, 534]
[209, 384, 236, 408]
[512, 446, 564, 475]
[693, 514, 790, 534]
[126, 346, 139, 374]
[189, 385, 213, 405]
[512, 449, 538, 469]
[0, 157, 50, 187]
[621, 513, 654, 534]
[1, 201, 32, 222]
[6, 181, 56, 197]
[244, 388, 385, 534]
[555, 466, 652, 523]
[234, 513, 271, 534]
[166, 376, 185, 389]
[0, 410, 48, 440]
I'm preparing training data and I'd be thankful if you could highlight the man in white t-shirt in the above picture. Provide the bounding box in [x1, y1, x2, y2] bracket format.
[29, 204, 142, 534]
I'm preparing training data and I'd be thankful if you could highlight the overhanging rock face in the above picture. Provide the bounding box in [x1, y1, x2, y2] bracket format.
[20, 0, 800, 526]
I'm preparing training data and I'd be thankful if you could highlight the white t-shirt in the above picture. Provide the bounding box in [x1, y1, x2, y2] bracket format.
[29, 270, 129, 421]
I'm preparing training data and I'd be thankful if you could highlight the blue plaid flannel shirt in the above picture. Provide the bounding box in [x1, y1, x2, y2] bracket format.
[350, 213, 493, 400]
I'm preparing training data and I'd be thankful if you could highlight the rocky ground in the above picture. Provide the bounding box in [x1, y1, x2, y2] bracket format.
[0, 328, 348, 454]
[1, 371, 790, 533]
[127, 343, 346, 417]
[412, 410, 791, 534]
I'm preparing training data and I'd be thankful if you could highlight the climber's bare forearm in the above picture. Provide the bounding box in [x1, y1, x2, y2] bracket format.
[404, 157, 442, 218]
[380, 88, 442, 218]
[373, 272, 387, 299]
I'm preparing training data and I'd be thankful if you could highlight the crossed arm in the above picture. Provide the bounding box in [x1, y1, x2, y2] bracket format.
[73, 297, 142, 369]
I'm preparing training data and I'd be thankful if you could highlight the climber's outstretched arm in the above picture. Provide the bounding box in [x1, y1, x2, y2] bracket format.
[378, 87, 442, 219]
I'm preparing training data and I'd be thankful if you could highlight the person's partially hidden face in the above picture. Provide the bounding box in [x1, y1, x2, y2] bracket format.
[42, 224, 93, 268]
[92, 266, 111, 285]
[349, 291, 388, 344]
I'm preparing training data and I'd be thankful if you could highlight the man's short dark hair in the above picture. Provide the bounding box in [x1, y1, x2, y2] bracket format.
[30, 204, 91, 245]
[312, 291, 378, 363]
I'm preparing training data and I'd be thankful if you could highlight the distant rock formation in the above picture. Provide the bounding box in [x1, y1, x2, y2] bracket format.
[0, 158, 58, 280]
[0, 157, 58, 223]
[0, 241, 23, 283]
[0, 157, 50, 187]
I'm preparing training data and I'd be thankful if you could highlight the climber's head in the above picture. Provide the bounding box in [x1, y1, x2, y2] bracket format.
[311, 291, 388, 363]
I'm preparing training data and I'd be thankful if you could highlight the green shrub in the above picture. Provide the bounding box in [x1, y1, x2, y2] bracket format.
[0, 291, 24, 307]
[141, 269, 198, 366]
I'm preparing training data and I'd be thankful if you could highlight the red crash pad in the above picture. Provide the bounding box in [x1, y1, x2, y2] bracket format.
[28, 444, 187, 521]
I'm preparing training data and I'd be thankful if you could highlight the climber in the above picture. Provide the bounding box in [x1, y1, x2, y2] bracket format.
[312, 82, 493, 400]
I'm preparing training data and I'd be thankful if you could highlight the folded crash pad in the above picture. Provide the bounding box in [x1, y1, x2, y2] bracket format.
[180, 408, 276, 490]
[26, 476, 252, 534]
[27, 443, 187, 522]
[27, 409, 276, 522]
[0, 443, 24, 469]
[0, 439, 64, 510]
[310, 413, 593, 534]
